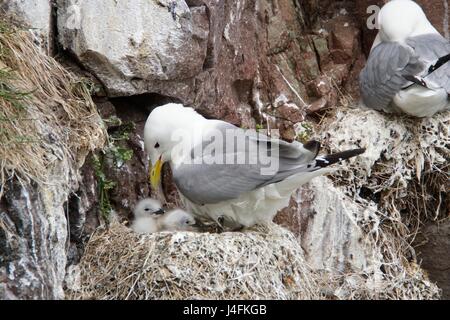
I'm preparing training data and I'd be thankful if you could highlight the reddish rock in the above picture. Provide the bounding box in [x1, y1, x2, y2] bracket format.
[345, 54, 367, 99]
[274, 195, 302, 237]
[417, 0, 450, 38]
[306, 76, 338, 111]
[416, 220, 450, 299]
[274, 187, 314, 243]
[328, 16, 361, 65]
[309, 76, 333, 97]
[307, 97, 328, 114]
[278, 122, 297, 142]
[311, 35, 331, 67]
[276, 104, 305, 123]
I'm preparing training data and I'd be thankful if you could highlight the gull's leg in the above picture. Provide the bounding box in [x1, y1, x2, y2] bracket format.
[217, 216, 226, 233]
[217, 216, 245, 232]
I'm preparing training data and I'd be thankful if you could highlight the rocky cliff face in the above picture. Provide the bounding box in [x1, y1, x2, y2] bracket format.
[0, 0, 53, 53]
[0, 18, 105, 299]
[1, 0, 448, 299]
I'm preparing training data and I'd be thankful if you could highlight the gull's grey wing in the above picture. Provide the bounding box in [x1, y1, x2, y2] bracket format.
[359, 40, 425, 112]
[172, 121, 319, 204]
[360, 34, 450, 112]
[406, 34, 450, 93]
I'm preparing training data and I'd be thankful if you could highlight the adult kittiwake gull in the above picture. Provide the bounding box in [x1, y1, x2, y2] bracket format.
[144, 103, 365, 229]
[359, 0, 450, 117]
[131, 198, 199, 234]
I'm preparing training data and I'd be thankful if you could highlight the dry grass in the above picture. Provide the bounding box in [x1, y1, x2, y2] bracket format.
[67, 223, 322, 300]
[0, 18, 106, 197]
[68, 220, 441, 300]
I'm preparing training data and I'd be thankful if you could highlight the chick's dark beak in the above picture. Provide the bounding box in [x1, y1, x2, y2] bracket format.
[152, 208, 166, 215]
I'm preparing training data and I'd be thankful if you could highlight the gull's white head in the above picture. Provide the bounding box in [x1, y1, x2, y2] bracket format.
[377, 0, 438, 43]
[161, 209, 199, 232]
[133, 198, 165, 219]
[144, 103, 205, 189]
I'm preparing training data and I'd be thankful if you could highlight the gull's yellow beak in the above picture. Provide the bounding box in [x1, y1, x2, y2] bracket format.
[150, 156, 163, 190]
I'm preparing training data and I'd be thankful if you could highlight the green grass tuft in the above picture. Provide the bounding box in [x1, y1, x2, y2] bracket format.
[92, 120, 135, 221]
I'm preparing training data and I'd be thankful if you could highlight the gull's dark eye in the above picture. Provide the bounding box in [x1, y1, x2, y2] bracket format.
[154, 142, 160, 149]
[144, 208, 150, 212]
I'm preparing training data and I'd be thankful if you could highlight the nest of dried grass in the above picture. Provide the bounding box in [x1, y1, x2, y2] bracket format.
[0, 18, 106, 197]
[67, 223, 322, 300]
[67, 221, 441, 300]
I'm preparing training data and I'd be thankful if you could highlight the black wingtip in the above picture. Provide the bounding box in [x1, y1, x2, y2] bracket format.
[403, 75, 428, 88]
[315, 148, 365, 168]
[428, 53, 450, 74]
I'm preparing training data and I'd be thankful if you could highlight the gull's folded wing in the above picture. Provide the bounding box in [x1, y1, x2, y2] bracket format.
[360, 33, 450, 112]
[360, 40, 424, 112]
[172, 121, 358, 205]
